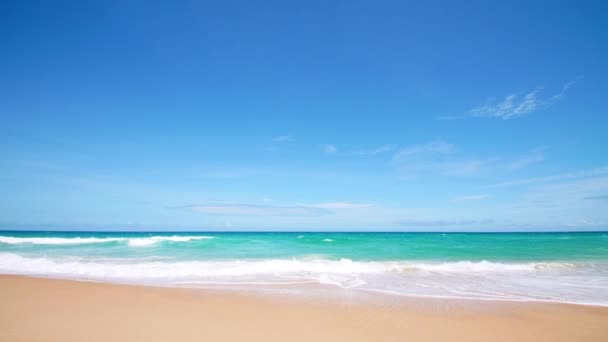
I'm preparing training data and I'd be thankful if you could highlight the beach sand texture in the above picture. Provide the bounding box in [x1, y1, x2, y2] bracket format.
[1, 275, 607, 342]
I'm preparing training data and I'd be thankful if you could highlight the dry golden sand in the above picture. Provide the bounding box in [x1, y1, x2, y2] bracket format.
[1, 275, 607, 342]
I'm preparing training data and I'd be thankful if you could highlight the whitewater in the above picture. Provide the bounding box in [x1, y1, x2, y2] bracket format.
[1, 231, 607, 306]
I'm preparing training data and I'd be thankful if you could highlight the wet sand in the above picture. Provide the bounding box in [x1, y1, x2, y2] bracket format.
[1, 275, 607, 342]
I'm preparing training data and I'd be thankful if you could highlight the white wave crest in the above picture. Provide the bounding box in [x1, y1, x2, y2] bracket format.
[0, 253, 603, 304]
[0, 235, 215, 246]
[0, 254, 382, 279]
[0, 236, 124, 245]
[402, 260, 575, 273]
[0, 253, 574, 281]
[127, 236, 214, 246]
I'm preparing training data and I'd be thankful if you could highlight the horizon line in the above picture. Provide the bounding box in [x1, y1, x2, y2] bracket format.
[1, 229, 606, 234]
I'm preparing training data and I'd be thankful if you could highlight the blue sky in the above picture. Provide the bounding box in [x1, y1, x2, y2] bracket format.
[1, 1, 607, 231]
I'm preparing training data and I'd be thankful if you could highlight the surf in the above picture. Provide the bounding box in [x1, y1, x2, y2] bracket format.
[0, 235, 215, 246]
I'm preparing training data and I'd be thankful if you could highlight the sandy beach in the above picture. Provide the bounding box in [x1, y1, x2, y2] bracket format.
[1, 275, 607, 342]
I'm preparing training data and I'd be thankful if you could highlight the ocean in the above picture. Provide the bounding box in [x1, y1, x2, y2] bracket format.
[1, 231, 607, 306]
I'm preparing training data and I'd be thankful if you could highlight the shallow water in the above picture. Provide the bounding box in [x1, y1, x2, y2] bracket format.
[1, 231, 607, 306]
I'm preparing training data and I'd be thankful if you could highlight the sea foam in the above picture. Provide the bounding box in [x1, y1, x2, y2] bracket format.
[2, 231, 608, 306]
[0, 252, 605, 305]
[0, 236, 124, 245]
[0, 235, 214, 246]
[0, 252, 577, 282]
[126, 236, 214, 246]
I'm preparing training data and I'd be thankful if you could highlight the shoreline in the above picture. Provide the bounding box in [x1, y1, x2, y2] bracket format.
[2, 275, 607, 341]
[3, 232, 607, 307]
[4, 273, 608, 309]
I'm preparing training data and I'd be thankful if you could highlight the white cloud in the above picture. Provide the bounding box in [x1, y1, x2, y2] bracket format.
[392, 140, 453, 162]
[520, 176, 608, 205]
[388, 140, 549, 180]
[508, 148, 546, 170]
[351, 144, 396, 156]
[323, 144, 337, 154]
[307, 202, 372, 209]
[468, 87, 543, 119]
[561, 218, 606, 228]
[439, 158, 500, 176]
[453, 194, 489, 201]
[547, 76, 583, 103]
[467, 78, 581, 120]
[490, 166, 608, 188]
[272, 135, 294, 142]
[502, 175, 608, 229]
[390, 140, 501, 177]
[394, 218, 494, 227]
[391, 142, 546, 178]
[187, 204, 332, 216]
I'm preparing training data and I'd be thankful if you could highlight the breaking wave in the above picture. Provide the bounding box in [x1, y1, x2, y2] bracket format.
[0, 235, 214, 246]
[0, 253, 605, 305]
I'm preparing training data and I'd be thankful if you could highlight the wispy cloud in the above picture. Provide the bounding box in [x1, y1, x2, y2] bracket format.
[323, 144, 337, 154]
[508, 147, 546, 170]
[560, 218, 606, 228]
[495, 173, 608, 231]
[508, 153, 545, 170]
[547, 76, 583, 103]
[468, 87, 543, 119]
[391, 140, 453, 163]
[509, 176, 608, 214]
[440, 158, 500, 176]
[584, 195, 608, 201]
[174, 201, 371, 217]
[307, 202, 372, 209]
[391, 141, 547, 178]
[178, 204, 332, 216]
[351, 144, 396, 156]
[390, 140, 503, 177]
[484, 219, 606, 231]
[272, 135, 294, 142]
[453, 194, 489, 201]
[490, 166, 608, 188]
[394, 218, 494, 227]
[465, 77, 582, 120]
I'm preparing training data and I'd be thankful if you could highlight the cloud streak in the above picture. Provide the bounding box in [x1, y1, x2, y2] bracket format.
[453, 194, 489, 201]
[323, 144, 337, 154]
[394, 218, 494, 227]
[272, 135, 294, 142]
[508, 147, 547, 170]
[351, 144, 396, 156]
[390, 141, 547, 178]
[306, 202, 372, 209]
[584, 195, 608, 201]
[466, 77, 582, 120]
[180, 204, 332, 216]
[490, 166, 608, 188]
[391, 140, 453, 163]
[468, 87, 543, 119]
[390, 140, 500, 177]
[174, 201, 371, 217]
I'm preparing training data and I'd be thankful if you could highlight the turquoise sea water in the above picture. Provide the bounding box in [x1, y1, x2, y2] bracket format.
[1, 231, 608, 305]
